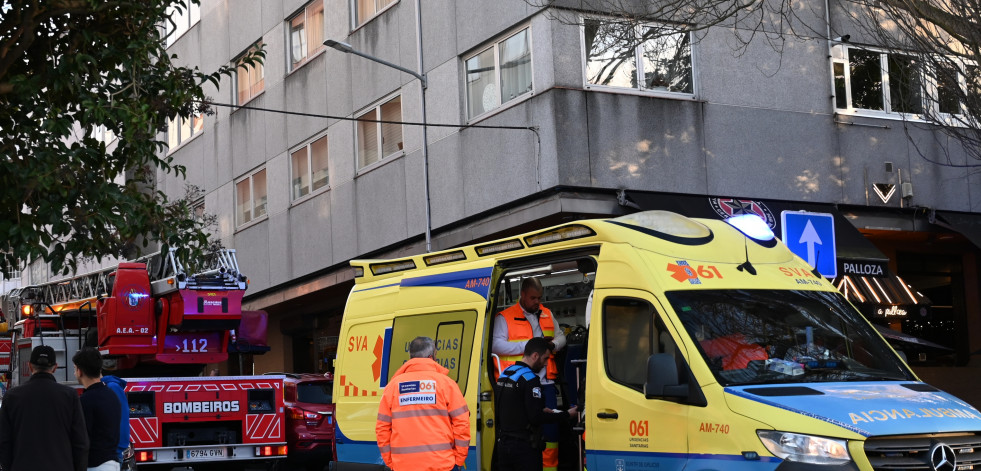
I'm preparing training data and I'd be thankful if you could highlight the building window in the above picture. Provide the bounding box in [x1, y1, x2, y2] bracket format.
[830, 46, 977, 117]
[1, 255, 22, 280]
[935, 64, 979, 116]
[583, 18, 693, 95]
[353, 0, 396, 28]
[236, 168, 267, 226]
[90, 125, 116, 144]
[167, 113, 204, 150]
[192, 199, 206, 222]
[164, 1, 200, 47]
[291, 134, 329, 200]
[288, 0, 325, 72]
[356, 95, 402, 169]
[465, 27, 533, 120]
[235, 42, 265, 105]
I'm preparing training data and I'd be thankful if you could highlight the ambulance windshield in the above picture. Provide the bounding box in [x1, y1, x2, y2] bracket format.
[666, 289, 913, 386]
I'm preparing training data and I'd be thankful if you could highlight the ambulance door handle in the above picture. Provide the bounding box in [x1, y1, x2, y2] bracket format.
[596, 411, 618, 420]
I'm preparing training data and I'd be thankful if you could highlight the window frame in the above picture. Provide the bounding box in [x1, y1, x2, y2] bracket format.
[90, 124, 117, 145]
[164, 1, 201, 47]
[464, 25, 535, 121]
[601, 296, 658, 392]
[387, 310, 477, 392]
[354, 93, 404, 172]
[191, 198, 206, 223]
[290, 132, 330, 202]
[287, 0, 326, 73]
[929, 62, 978, 121]
[167, 113, 204, 152]
[580, 15, 696, 99]
[831, 44, 974, 121]
[234, 41, 266, 106]
[235, 167, 268, 228]
[351, 0, 399, 30]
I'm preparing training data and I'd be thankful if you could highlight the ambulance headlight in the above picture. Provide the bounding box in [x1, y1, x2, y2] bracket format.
[757, 431, 850, 465]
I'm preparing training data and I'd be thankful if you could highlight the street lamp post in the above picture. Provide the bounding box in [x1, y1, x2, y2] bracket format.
[324, 36, 433, 253]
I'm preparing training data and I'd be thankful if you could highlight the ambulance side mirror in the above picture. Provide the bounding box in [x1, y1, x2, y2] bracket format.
[644, 353, 685, 399]
[644, 353, 697, 403]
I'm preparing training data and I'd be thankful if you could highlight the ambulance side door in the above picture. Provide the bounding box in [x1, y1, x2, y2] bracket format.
[586, 291, 691, 471]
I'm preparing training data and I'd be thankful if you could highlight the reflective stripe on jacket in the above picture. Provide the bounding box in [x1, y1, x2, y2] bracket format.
[495, 304, 558, 380]
[376, 358, 471, 471]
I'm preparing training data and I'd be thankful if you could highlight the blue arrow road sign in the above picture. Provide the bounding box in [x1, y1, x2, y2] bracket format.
[781, 211, 837, 278]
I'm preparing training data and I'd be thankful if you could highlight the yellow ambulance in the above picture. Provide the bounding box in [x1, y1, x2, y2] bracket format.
[332, 210, 981, 471]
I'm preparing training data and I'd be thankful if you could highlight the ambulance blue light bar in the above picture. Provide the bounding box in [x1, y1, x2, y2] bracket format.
[726, 214, 776, 243]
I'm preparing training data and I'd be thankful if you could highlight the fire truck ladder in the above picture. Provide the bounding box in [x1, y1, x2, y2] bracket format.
[1, 249, 246, 321]
[0, 249, 246, 382]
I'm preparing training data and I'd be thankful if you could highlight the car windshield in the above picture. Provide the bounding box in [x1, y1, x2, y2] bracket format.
[297, 382, 333, 404]
[665, 289, 913, 386]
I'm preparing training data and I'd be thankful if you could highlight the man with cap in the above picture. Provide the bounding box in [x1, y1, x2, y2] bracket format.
[0, 345, 89, 471]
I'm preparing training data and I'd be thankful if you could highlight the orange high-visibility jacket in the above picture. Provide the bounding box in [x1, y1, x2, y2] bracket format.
[494, 304, 558, 380]
[376, 358, 470, 471]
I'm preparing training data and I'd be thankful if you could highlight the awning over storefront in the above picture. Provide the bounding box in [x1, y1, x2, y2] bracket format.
[619, 191, 890, 273]
[935, 211, 981, 250]
[832, 270, 931, 320]
[874, 324, 952, 352]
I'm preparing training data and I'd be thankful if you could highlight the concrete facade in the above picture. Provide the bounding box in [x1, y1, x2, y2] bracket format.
[159, 0, 981, 377]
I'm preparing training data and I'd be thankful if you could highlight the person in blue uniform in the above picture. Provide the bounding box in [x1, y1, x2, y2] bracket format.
[495, 337, 577, 471]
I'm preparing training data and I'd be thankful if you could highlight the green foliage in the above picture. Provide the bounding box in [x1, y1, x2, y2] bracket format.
[0, 0, 263, 274]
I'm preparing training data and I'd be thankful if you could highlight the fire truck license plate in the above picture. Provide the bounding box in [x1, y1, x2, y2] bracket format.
[186, 447, 226, 459]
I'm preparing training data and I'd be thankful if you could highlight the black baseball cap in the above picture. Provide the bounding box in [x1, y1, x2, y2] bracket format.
[30, 345, 56, 367]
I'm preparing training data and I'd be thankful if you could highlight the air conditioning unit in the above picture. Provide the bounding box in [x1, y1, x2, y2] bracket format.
[901, 182, 913, 199]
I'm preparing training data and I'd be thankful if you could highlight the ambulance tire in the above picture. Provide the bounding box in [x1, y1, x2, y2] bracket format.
[268, 460, 326, 471]
[327, 461, 388, 471]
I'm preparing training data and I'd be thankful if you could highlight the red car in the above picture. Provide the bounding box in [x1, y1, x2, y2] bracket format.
[268, 372, 336, 470]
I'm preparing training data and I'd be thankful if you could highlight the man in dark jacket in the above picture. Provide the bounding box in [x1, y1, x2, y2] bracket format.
[101, 374, 130, 465]
[0, 345, 89, 471]
[495, 337, 577, 471]
[73, 347, 121, 471]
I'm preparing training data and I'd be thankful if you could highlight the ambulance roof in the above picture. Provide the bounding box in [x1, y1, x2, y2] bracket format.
[350, 211, 798, 284]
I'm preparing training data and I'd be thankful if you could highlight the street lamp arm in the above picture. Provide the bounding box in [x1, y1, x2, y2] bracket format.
[324, 39, 427, 88]
[324, 32, 433, 253]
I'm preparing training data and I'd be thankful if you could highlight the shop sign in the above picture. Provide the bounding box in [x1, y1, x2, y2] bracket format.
[838, 259, 888, 278]
[873, 183, 896, 203]
[709, 198, 776, 229]
[862, 304, 926, 319]
[876, 306, 908, 317]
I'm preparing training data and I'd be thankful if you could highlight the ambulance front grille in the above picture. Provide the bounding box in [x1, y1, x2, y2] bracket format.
[864, 433, 981, 470]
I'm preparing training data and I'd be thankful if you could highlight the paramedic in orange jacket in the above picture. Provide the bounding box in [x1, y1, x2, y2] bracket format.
[376, 336, 470, 471]
[492, 277, 567, 471]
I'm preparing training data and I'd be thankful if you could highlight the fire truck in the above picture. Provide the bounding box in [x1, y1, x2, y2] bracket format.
[0, 249, 286, 469]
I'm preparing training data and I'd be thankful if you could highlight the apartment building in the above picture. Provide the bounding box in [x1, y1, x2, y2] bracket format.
[158, 0, 981, 395]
